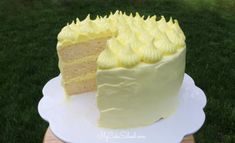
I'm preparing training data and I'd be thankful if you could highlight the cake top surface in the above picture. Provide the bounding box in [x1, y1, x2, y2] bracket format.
[57, 10, 186, 69]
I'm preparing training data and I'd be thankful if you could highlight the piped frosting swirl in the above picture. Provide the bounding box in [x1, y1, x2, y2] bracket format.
[138, 39, 163, 63]
[118, 44, 140, 68]
[57, 10, 186, 69]
[97, 45, 118, 69]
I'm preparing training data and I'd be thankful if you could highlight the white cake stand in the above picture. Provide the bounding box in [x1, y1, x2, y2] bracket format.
[38, 73, 206, 143]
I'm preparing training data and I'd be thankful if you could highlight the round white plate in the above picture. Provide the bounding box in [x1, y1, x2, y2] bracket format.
[38, 73, 206, 143]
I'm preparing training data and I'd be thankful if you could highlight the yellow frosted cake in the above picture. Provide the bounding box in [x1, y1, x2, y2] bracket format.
[57, 10, 186, 128]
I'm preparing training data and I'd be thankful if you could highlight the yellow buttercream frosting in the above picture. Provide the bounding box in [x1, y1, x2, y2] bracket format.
[154, 33, 177, 55]
[97, 48, 186, 128]
[138, 39, 163, 63]
[97, 45, 118, 69]
[57, 10, 186, 69]
[117, 44, 140, 68]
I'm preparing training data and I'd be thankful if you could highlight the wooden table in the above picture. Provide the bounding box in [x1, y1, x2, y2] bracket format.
[43, 128, 195, 143]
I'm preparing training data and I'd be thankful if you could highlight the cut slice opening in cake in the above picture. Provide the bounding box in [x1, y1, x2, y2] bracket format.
[58, 37, 110, 95]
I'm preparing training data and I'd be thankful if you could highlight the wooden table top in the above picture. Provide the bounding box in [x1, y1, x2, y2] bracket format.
[43, 128, 195, 143]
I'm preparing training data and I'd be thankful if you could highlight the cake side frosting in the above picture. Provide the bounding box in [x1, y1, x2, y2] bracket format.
[96, 48, 186, 128]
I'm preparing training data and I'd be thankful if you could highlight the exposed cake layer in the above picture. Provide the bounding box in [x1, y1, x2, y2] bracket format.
[60, 59, 97, 81]
[58, 38, 107, 95]
[97, 48, 186, 128]
[64, 74, 96, 95]
[58, 38, 107, 63]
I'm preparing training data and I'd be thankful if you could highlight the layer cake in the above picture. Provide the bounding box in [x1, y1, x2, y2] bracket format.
[56, 10, 186, 128]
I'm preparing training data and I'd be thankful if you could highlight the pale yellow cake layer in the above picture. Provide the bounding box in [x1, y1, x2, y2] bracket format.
[57, 38, 108, 63]
[63, 73, 96, 95]
[60, 56, 97, 81]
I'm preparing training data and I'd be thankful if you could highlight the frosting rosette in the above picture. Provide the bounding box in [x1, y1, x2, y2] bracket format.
[97, 46, 118, 69]
[117, 44, 140, 68]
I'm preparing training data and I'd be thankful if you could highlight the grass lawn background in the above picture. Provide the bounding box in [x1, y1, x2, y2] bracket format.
[0, 0, 234, 142]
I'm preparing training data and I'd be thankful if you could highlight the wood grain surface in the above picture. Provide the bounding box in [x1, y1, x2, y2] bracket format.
[43, 128, 195, 143]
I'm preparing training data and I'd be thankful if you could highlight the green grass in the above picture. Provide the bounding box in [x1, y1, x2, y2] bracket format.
[0, 0, 234, 142]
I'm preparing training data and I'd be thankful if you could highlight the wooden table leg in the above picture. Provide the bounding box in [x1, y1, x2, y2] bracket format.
[43, 128, 195, 143]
